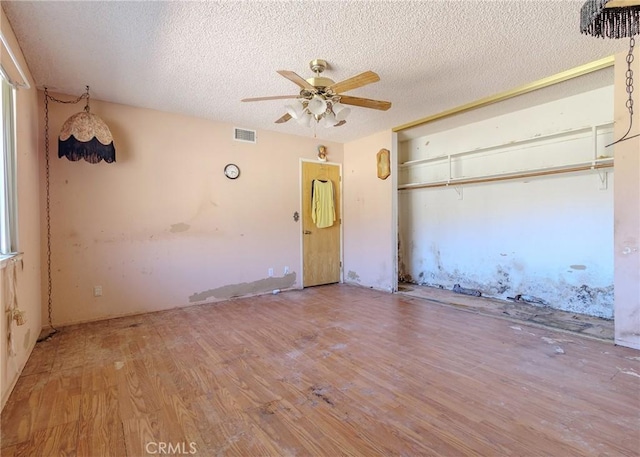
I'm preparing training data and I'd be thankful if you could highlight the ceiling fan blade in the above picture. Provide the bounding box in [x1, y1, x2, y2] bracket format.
[242, 95, 299, 102]
[275, 113, 292, 124]
[277, 70, 316, 91]
[329, 71, 380, 94]
[339, 95, 391, 111]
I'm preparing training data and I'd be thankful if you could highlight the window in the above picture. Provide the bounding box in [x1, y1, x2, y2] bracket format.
[0, 77, 18, 254]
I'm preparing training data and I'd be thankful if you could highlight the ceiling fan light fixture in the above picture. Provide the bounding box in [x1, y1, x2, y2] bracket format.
[332, 102, 351, 122]
[286, 103, 304, 120]
[297, 112, 313, 127]
[324, 111, 338, 128]
[307, 95, 327, 116]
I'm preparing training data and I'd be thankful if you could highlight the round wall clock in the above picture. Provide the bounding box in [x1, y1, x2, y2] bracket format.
[224, 163, 240, 179]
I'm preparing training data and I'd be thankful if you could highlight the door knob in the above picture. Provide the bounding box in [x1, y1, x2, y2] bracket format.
[304, 230, 312, 235]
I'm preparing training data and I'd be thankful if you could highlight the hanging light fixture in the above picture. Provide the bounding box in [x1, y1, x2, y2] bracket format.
[286, 103, 304, 120]
[324, 110, 338, 128]
[38, 85, 117, 342]
[281, 59, 350, 129]
[332, 102, 351, 122]
[580, 0, 640, 38]
[298, 111, 313, 127]
[242, 59, 391, 133]
[57, 86, 116, 163]
[286, 95, 350, 129]
[580, 0, 640, 145]
[307, 95, 327, 116]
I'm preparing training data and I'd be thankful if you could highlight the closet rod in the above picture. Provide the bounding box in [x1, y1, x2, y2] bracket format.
[393, 56, 614, 133]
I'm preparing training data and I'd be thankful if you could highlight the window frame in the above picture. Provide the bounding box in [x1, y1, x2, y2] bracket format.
[0, 76, 18, 255]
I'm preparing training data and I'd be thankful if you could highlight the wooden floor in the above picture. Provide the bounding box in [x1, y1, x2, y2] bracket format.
[2, 284, 639, 456]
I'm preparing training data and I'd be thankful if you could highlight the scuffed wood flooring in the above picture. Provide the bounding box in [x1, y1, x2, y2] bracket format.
[2, 284, 639, 456]
[398, 283, 615, 341]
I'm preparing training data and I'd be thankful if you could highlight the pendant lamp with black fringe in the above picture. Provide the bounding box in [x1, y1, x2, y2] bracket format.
[581, 0, 640, 38]
[581, 0, 640, 146]
[58, 86, 116, 164]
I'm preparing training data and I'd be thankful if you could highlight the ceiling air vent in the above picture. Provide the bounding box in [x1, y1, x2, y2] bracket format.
[234, 127, 256, 143]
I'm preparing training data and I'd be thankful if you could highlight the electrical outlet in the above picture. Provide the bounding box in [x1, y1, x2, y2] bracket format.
[284, 266, 289, 275]
[93, 286, 103, 297]
[268, 268, 274, 277]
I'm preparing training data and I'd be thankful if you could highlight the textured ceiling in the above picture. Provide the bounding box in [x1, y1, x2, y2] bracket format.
[1, 1, 627, 144]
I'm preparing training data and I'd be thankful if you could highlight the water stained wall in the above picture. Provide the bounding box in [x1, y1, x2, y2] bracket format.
[398, 86, 615, 319]
[398, 179, 615, 318]
[41, 96, 344, 326]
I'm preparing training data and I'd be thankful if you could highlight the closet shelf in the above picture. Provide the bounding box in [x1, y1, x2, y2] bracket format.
[399, 122, 614, 168]
[398, 158, 614, 191]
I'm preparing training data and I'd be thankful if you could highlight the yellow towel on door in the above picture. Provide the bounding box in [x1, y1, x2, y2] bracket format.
[312, 179, 335, 228]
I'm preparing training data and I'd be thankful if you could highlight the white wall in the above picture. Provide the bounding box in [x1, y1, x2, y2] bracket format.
[343, 130, 395, 291]
[399, 86, 615, 318]
[613, 51, 640, 349]
[41, 96, 343, 326]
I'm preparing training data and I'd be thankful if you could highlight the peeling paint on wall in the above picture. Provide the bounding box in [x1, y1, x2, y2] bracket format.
[189, 272, 296, 302]
[401, 258, 614, 318]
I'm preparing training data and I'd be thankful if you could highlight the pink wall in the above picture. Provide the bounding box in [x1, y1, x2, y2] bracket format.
[40, 97, 343, 326]
[614, 50, 640, 350]
[1, 8, 42, 409]
[343, 130, 396, 291]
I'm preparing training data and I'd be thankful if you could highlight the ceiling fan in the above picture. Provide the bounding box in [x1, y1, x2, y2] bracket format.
[241, 59, 391, 128]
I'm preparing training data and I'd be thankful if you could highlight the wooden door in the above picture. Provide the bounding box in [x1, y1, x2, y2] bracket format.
[302, 161, 341, 287]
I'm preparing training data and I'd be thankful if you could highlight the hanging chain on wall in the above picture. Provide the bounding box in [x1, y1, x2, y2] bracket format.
[38, 86, 90, 342]
[607, 37, 638, 147]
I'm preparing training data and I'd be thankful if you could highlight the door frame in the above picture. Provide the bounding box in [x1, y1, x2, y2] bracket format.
[299, 158, 344, 288]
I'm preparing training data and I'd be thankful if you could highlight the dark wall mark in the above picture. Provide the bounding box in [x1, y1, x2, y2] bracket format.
[346, 270, 361, 282]
[570, 265, 587, 270]
[489, 266, 511, 295]
[170, 223, 190, 233]
[569, 284, 613, 309]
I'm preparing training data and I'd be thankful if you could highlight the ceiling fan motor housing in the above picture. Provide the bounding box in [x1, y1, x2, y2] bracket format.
[307, 59, 334, 88]
[310, 59, 328, 73]
[305, 76, 335, 88]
